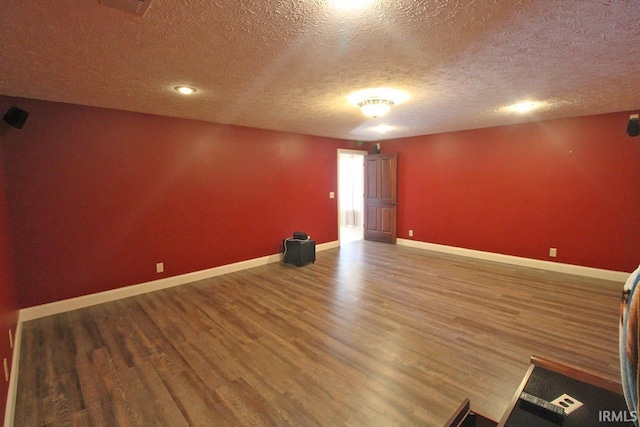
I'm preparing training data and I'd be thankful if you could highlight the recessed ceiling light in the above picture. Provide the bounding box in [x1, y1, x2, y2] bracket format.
[175, 86, 197, 95]
[504, 100, 546, 113]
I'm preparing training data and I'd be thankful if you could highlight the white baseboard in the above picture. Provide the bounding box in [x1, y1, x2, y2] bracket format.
[5, 240, 338, 426]
[19, 240, 339, 322]
[317, 240, 340, 251]
[4, 238, 626, 425]
[397, 239, 630, 282]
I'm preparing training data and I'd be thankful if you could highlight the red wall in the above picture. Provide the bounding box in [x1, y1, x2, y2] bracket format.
[0, 97, 636, 422]
[2, 95, 638, 311]
[380, 112, 640, 272]
[0, 96, 354, 307]
[0, 128, 19, 422]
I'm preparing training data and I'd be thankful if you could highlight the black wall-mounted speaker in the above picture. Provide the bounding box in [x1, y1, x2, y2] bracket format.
[2, 107, 29, 129]
[627, 116, 639, 137]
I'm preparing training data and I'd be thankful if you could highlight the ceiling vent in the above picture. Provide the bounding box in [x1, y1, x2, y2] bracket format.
[98, 0, 152, 17]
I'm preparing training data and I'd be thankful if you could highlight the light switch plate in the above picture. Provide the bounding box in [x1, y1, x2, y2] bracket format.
[551, 393, 583, 415]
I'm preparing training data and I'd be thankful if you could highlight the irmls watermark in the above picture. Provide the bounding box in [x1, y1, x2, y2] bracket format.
[598, 410, 638, 423]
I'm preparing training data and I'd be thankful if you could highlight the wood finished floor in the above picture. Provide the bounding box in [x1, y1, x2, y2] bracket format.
[14, 241, 624, 426]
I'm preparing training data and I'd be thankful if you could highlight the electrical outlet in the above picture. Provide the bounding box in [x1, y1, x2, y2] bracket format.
[549, 248, 557, 257]
[551, 394, 583, 415]
[8, 329, 12, 349]
[408, 229, 414, 237]
[329, 192, 335, 199]
[3, 358, 8, 382]
[156, 262, 164, 273]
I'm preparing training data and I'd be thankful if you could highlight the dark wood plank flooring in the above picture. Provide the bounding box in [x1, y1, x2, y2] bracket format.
[14, 241, 625, 426]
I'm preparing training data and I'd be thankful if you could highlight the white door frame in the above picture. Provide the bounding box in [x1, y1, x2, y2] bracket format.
[337, 148, 367, 246]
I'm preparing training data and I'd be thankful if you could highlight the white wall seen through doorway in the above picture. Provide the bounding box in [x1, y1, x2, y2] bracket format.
[337, 149, 366, 245]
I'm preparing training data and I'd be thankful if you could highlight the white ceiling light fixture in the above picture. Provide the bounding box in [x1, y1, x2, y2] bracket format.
[358, 99, 394, 118]
[175, 85, 197, 95]
[347, 88, 409, 119]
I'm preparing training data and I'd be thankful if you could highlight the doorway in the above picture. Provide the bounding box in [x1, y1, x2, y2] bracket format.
[338, 149, 366, 245]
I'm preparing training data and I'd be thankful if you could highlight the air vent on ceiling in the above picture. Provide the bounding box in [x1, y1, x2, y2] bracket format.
[98, 0, 152, 17]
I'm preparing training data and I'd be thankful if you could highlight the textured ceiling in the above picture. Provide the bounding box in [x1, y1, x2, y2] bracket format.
[1, 0, 639, 141]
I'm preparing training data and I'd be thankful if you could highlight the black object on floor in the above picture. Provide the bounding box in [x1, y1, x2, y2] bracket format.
[283, 238, 316, 267]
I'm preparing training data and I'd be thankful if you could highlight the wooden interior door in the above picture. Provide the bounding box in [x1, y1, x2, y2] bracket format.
[364, 153, 397, 243]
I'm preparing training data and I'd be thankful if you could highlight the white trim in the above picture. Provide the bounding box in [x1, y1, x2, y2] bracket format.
[5, 240, 339, 424]
[5, 237, 625, 424]
[317, 240, 340, 251]
[19, 240, 340, 322]
[4, 317, 22, 427]
[397, 238, 630, 282]
[337, 148, 369, 155]
[337, 148, 367, 247]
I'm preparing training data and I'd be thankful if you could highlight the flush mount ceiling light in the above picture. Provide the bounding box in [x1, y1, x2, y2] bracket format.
[175, 86, 197, 95]
[358, 99, 394, 118]
[347, 88, 409, 119]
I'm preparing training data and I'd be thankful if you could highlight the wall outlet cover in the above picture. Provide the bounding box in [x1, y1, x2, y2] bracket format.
[551, 393, 583, 415]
